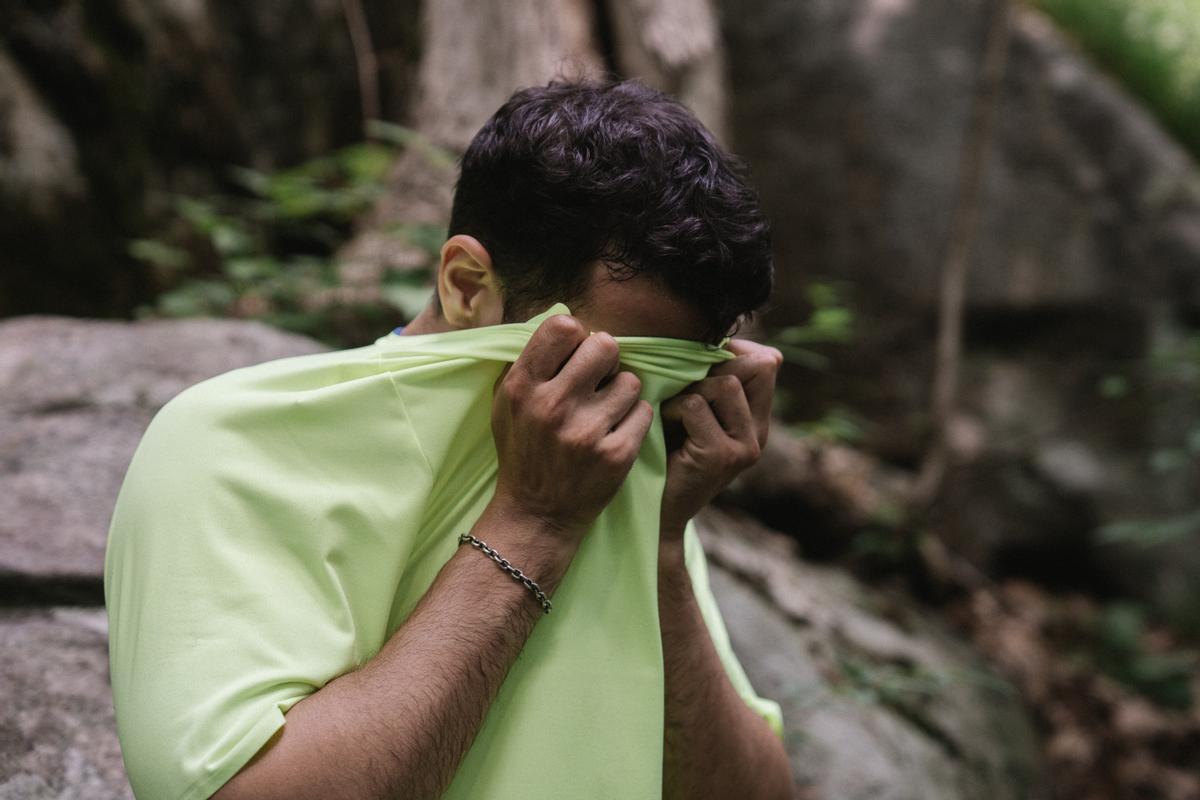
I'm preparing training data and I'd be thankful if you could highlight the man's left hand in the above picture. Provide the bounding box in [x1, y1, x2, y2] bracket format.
[659, 339, 783, 546]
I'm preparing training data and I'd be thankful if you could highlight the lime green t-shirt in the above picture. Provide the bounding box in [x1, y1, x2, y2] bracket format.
[104, 302, 783, 800]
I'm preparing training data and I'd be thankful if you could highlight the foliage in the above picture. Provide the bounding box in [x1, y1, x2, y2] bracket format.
[767, 280, 862, 444]
[130, 123, 449, 346]
[834, 655, 1015, 711]
[848, 523, 919, 571]
[1089, 603, 1196, 709]
[1095, 329, 1200, 549]
[1099, 508, 1200, 547]
[783, 405, 869, 445]
[764, 280, 855, 370]
[1034, 0, 1200, 158]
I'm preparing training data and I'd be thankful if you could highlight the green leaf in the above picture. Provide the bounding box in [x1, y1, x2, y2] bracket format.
[365, 120, 457, 169]
[786, 406, 867, 444]
[1187, 426, 1200, 455]
[223, 257, 279, 283]
[1098, 508, 1200, 547]
[1098, 373, 1129, 398]
[176, 197, 222, 233]
[384, 223, 449, 256]
[1150, 448, 1189, 473]
[128, 239, 189, 271]
[210, 220, 253, 256]
[156, 280, 236, 317]
[338, 142, 396, 183]
[228, 166, 272, 197]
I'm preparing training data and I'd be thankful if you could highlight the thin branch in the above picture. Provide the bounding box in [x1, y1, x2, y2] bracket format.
[910, 0, 1014, 510]
[341, 0, 381, 128]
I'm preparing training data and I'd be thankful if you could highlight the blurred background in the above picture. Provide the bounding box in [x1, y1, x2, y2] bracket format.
[1, 0, 1198, 797]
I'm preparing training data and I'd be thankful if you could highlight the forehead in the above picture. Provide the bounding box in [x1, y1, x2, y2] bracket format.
[572, 261, 709, 342]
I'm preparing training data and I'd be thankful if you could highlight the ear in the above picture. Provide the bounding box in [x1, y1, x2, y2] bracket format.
[435, 234, 505, 328]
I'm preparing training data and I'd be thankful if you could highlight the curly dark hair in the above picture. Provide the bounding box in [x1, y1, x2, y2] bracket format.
[444, 78, 774, 346]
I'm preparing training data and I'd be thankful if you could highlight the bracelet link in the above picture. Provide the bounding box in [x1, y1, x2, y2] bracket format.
[458, 532, 553, 614]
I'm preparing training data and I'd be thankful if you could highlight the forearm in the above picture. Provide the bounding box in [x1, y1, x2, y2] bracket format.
[213, 499, 575, 800]
[658, 540, 793, 800]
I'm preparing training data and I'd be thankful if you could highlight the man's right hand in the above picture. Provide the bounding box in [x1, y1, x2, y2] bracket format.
[488, 313, 653, 554]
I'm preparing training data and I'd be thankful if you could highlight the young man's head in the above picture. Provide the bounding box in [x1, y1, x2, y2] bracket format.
[421, 78, 773, 346]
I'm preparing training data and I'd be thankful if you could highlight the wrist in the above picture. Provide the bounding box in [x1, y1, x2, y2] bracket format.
[658, 539, 688, 575]
[474, 495, 580, 590]
[487, 490, 586, 540]
[657, 544, 694, 609]
[660, 510, 690, 546]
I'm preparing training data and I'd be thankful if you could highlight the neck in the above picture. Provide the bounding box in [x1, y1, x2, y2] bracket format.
[400, 301, 458, 335]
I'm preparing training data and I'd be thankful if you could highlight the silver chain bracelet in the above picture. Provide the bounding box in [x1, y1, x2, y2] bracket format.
[458, 533, 553, 614]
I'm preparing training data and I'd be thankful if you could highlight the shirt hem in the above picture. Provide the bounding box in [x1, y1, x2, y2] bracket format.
[174, 706, 288, 800]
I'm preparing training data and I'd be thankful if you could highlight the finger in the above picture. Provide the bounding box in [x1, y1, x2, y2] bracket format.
[663, 393, 725, 447]
[723, 338, 780, 359]
[689, 375, 755, 444]
[603, 398, 654, 462]
[552, 330, 621, 396]
[514, 314, 589, 383]
[707, 341, 781, 446]
[709, 344, 779, 410]
[591, 370, 643, 431]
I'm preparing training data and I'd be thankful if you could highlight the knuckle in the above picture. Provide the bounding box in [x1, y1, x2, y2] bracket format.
[616, 370, 642, 394]
[600, 438, 634, 468]
[591, 332, 620, 361]
[560, 424, 595, 451]
[749, 350, 780, 373]
[546, 314, 585, 339]
[597, 442, 623, 467]
[717, 374, 742, 393]
[500, 376, 525, 405]
[535, 395, 567, 426]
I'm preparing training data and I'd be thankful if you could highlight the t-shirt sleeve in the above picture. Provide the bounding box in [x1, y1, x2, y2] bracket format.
[681, 518, 785, 741]
[104, 369, 430, 800]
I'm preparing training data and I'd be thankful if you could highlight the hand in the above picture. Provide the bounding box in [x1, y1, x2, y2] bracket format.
[659, 339, 782, 544]
[489, 314, 654, 554]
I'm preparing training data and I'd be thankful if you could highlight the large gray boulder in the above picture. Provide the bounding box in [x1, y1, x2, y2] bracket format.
[719, 0, 1200, 621]
[720, 0, 1200, 315]
[0, 315, 325, 592]
[0, 315, 1043, 797]
[696, 506, 1043, 800]
[0, 609, 131, 800]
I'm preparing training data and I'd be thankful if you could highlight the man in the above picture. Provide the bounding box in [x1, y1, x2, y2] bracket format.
[105, 79, 790, 799]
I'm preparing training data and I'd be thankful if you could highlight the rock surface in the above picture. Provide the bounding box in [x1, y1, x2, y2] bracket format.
[696, 505, 1043, 800]
[0, 316, 1044, 797]
[721, 0, 1200, 315]
[0, 315, 325, 593]
[719, 0, 1200, 620]
[0, 609, 130, 800]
